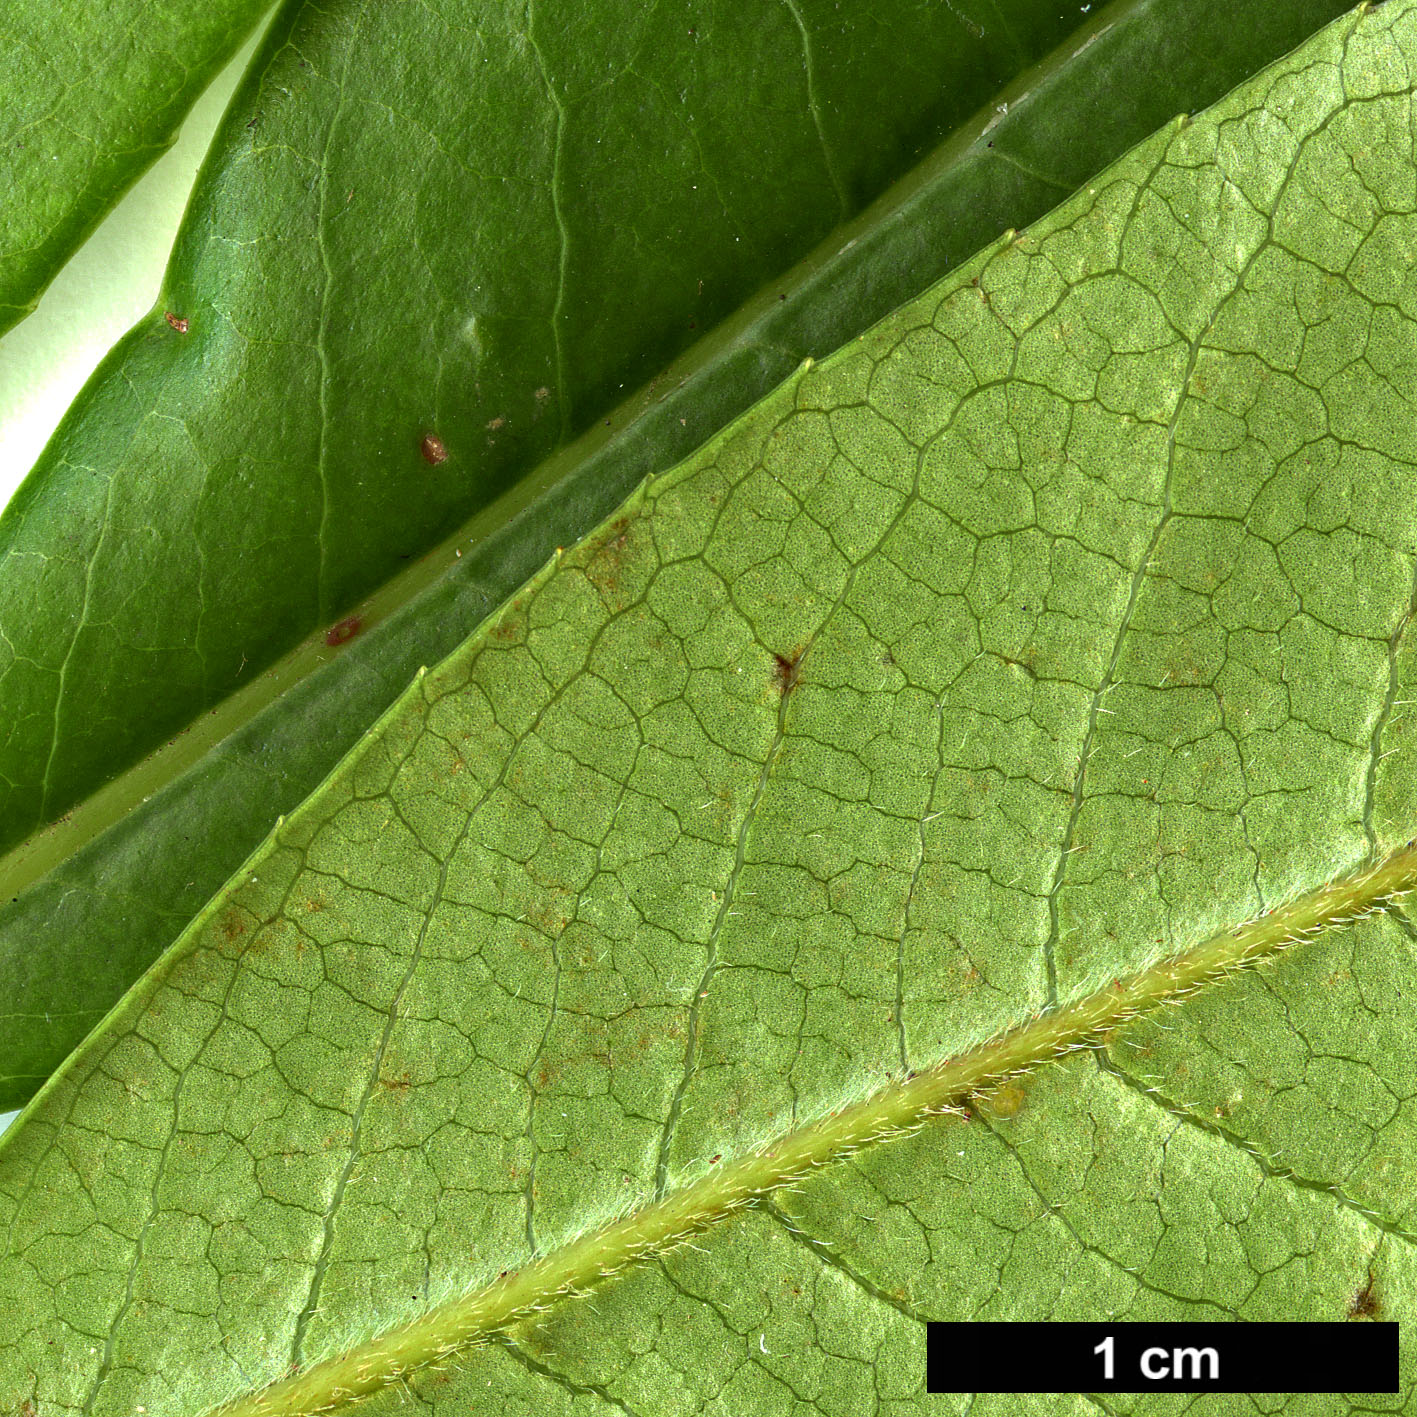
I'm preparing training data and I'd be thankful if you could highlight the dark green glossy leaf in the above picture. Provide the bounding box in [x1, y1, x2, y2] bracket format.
[0, 0, 1354, 1109]
[0, 0, 273, 333]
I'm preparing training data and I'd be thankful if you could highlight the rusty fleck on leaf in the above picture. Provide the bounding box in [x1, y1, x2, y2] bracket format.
[164, 312, 189, 333]
[771, 648, 804, 699]
[325, 615, 363, 647]
[420, 433, 448, 465]
[1348, 1270, 1380, 1320]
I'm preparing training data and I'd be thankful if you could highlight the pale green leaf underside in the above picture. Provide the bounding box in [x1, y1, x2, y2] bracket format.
[6, 4, 1417, 1413]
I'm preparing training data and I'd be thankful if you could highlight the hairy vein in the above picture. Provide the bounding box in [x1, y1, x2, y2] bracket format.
[209, 838, 1417, 1417]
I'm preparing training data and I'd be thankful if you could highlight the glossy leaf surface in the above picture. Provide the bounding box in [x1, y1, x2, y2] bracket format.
[4, 4, 1416, 1410]
[0, 0, 1357, 1110]
[0, 0, 273, 333]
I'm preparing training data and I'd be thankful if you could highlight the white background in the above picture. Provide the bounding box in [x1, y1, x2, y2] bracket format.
[0, 25, 267, 1138]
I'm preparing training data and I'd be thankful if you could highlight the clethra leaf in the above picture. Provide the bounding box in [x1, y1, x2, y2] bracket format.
[5, 4, 1417, 1411]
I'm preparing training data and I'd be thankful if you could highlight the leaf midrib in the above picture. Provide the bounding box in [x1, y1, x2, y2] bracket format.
[208, 839, 1417, 1417]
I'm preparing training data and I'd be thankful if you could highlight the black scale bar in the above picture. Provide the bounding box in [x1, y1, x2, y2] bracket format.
[926, 1322, 1399, 1394]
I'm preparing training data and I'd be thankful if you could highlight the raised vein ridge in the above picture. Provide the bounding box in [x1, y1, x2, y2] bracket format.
[212, 838, 1417, 1417]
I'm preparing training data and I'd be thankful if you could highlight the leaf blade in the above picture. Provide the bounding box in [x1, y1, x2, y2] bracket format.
[0, 0, 1095, 851]
[6, 5, 1417, 1409]
[0, 0, 1361, 1111]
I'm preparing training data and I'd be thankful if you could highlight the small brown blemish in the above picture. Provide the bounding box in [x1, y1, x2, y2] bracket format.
[420, 432, 448, 465]
[772, 648, 804, 699]
[1348, 1270, 1380, 1320]
[165, 312, 189, 333]
[325, 615, 362, 647]
[21, 1399, 37, 1417]
[220, 909, 247, 943]
[487, 416, 506, 432]
[534, 386, 550, 401]
[581, 518, 636, 601]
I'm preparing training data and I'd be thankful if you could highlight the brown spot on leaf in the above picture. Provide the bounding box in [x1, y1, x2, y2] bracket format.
[1348, 1270, 1380, 1320]
[420, 432, 448, 465]
[521, 891, 572, 941]
[772, 648, 805, 700]
[242, 924, 282, 958]
[325, 615, 362, 647]
[583, 517, 635, 598]
[165, 312, 189, 333]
